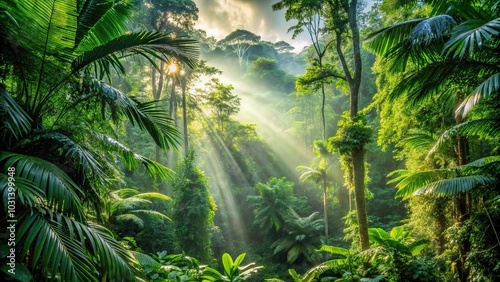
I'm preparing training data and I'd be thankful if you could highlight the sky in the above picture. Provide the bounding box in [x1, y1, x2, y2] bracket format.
[193, 0, 310, 51]
[193, 0, 377, 52]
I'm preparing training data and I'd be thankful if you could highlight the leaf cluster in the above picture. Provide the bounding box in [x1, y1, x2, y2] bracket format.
[328, 113, 373, 155]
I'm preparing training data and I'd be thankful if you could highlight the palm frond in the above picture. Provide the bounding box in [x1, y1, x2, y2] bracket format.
[115, 214, 145, 229]
[112, 188, 141, 199]
[389, 169, 454, 199]
[82, 79, 180, 151]
[287, 246, 301, 264]
[0, 152, 84, 220]
[457, 73, 500, 116]
[297, 165, 323, 183]
[91, 132, 174, 180]
[388, 60, 490, 106]
[85, 222, 142, 279]
[404, 130, 439, 151]
[366, 14, 457, 72]
[436, 119, 500, 145]
[409, 15, 456, 45]
[444, 18, 500, 58]
[75, 0, 132, 48]
[1, 0, 78, 63]
[32, 130, 107, 184]
[16, 210, 99, 282]
[72, 31, 199, 76]
[414, 175, 497, 195]
[464, 156, 500, 170]
[133, 192, 171, 202]
[365, 18, 427, 55]
[128, 209, 170, 221]
[0, 87, 32, 140]
[0, 174, 45, 208]
[430, 119, 500, 154]
[114, 197, 151, 212]
[305, 258, 349, 277]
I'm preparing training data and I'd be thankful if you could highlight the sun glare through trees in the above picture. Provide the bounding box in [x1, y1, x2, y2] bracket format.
[1, 0, 499, 281]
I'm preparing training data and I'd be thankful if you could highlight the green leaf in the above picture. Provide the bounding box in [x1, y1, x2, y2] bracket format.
[222, 253, 234, 277]
[1, 262, 33, 282]
[0, 87, 32, 140]
[0, 152, 84, 220]
[444, 18, 500, 58]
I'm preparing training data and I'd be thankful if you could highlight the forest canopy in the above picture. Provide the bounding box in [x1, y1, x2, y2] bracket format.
[1, 0, 499, 281]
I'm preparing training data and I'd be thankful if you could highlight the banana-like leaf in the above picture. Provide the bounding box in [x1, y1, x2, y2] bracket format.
[318, 245, 350, 257]
[222, 253, 234, 278]
[132, 251, 159, 267]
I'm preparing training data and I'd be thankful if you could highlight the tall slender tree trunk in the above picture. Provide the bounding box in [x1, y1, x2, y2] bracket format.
[322, 169, 329, 240]
[169, 81, 177, 166]
[153, 61, 165, 163]
[334, 0, 370, 251]
[455, 101, 470, 282]
[181, 78, 188, 156]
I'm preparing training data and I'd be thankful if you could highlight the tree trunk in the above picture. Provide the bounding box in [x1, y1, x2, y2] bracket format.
[153, 61, 166, 163]
[454, 96, 470, 282]
[332, 0, 370, 251]
[348, 0, 369, 251]
[181, 78, 188, 156]
[352, 147, 370, 251]
[322, 169, 329, 240]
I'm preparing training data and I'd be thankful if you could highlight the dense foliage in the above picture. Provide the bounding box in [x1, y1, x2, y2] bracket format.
[1, 0, 499, 281]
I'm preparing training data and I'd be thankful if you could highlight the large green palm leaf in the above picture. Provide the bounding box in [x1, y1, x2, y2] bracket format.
[72, 31, 199, 77]
[429, 119, 500, 154]
[81, 77, 181, 151]
[458, 73, 500, 115]
[0, 87, 32, 140]
[389, 156, 500, 198]
[16, 208, 142, 281]
[443, 1, 500, 59]
[75, 0, 132, 48]
[1, 0, 78, 63]
[0, 152, 85, 220]
[413, 175, 497, 195]
[91, 131, 174, 180]
[366, 15, 455, 72]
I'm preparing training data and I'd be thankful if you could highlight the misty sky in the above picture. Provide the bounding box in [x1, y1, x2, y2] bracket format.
[193, 0, 376, 52]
